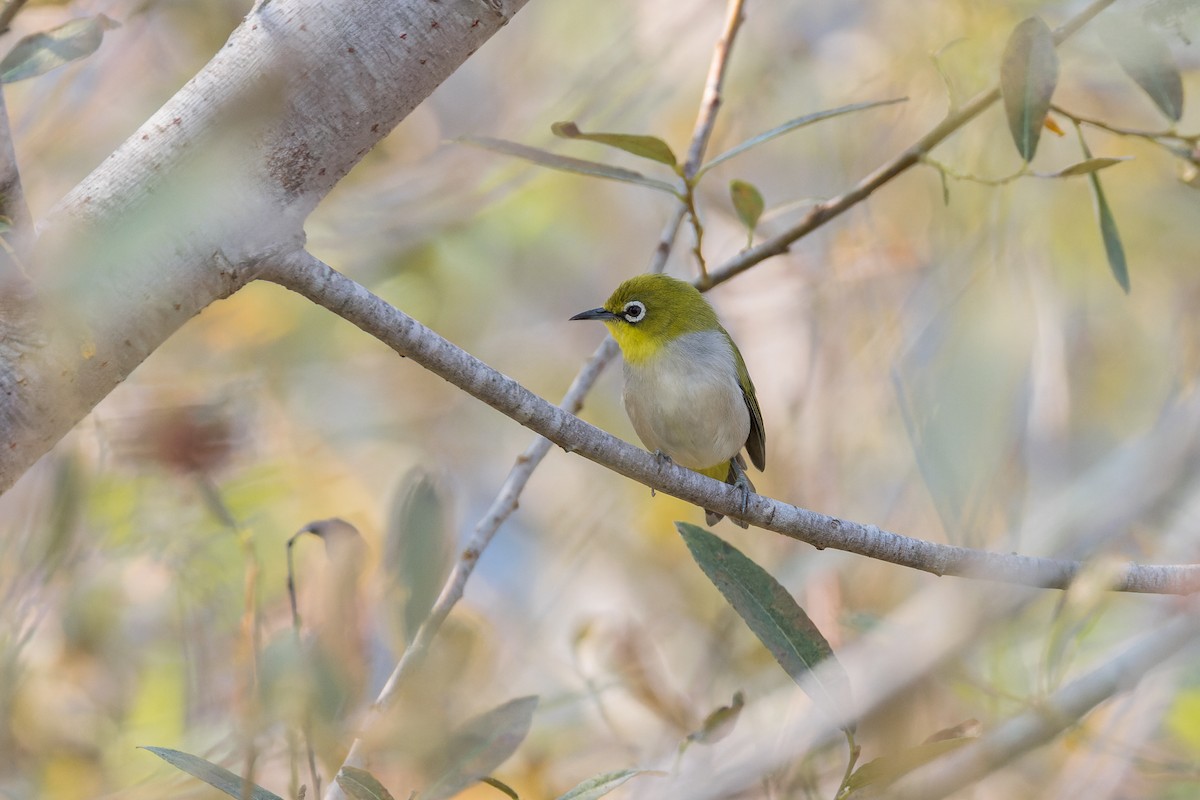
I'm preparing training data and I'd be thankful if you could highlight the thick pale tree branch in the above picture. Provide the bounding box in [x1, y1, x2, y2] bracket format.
[0, 0, 528, 494]
[260, 249, 1200, 596]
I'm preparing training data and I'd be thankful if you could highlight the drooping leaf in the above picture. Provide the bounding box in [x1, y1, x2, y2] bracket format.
[0, 15, 120, 84]
[1088, 174, 1130, 293]
[1078, 133, 1130, 293]
[1000, 17, 1059, 161]
[729, 181, 764, 245]
[699, 97, 906, 176]
[554, 769, 664, 800]
[337, 767, 397, 800]
[1102, 18, 1183, 121]
[1046, 156, 1132, 178]
[685, 690, 745, 746]
[422, 696, 539, 800]
[551, 121, 677, 167]
[459, 136, 680, 195]
[140, 747, 284, 800]
[481, 776, 520, 799]
[385, 469, 454, 644]
[676, 523, 854, 730]
[844, 732, 978, 793]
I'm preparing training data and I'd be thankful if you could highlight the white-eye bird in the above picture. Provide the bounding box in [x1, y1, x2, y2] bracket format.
[571, 274, 765, 527]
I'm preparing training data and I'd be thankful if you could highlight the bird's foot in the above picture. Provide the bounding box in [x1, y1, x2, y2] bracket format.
[650, 450, 673, 497]
[730, 459, 754, 527]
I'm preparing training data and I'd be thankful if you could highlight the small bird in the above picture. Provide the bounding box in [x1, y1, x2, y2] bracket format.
[571, 274, 765, 527]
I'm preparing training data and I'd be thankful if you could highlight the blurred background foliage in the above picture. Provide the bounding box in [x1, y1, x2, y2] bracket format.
[3, 0, 1200, 797]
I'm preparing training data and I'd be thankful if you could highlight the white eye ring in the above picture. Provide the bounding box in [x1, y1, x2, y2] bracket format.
[623, 300, 646, 323]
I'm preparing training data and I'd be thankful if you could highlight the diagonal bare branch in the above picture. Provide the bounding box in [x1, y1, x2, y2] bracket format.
[261, 248, 1200, 598]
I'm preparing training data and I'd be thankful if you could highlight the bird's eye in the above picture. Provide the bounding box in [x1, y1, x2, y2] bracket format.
[623, 300, 646, 323]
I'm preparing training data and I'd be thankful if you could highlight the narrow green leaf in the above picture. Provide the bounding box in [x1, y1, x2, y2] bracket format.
[337, 767, 397, 800]
[385, 470, 454, 644]
[554, 769, 664, 800]
[1046, 156, 1132, 178]
[844, 735, 977, 793]
[551, 121, 677, 167]
[1088, 173, 1129, 293]
[1000, 17, 1059, 161]
[423, 696, 539, 800]
[729, 180, 764, 244]
[140, 747, 284, 800]
[676, 523, 854, 729]
[481, 777, 520, 799]
[699, 97, 907, 176]
[0, 15, 120, 83]
[1102, 18, 1183, 121]
[459, 136, 680, 195]
[1078, 133, 1130, 293]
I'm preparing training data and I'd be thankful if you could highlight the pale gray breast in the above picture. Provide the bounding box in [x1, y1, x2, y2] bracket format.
[622, 330, 751, 471]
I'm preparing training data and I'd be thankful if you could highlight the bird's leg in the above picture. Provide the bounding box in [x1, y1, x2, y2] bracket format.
[730, 458, 753, 519]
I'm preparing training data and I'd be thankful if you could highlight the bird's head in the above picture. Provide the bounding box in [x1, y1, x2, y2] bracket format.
[570, 274, 719, 365]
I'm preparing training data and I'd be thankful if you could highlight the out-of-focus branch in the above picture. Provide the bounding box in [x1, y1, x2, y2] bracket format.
[681, 0, 744, 281]
[0, 79, 34, 445]
[260, 249, 1200, 597]
[311, 4, 752, 794]
[0, 88, 30, 261]
[891, 608, 1200, 800]
[683, 0, 743, 179]
[706, 0, 1118, 287]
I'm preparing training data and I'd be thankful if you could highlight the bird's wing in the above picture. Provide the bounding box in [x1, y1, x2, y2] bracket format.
[727, 328, 766, 471]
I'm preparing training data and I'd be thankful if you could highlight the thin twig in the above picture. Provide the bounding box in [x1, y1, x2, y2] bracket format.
[366, 0, 747, 715]
[705, 0, 1118, 288]
[682, 0, 745, 283]
[683, 0, 745, 180]
[1052, 102, 1199, 148]
[261, 249, 1200, 597]
[310, 6, 754, 793]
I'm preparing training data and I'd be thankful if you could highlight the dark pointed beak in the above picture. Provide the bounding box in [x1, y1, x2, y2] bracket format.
[570, 307, 618, 322]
